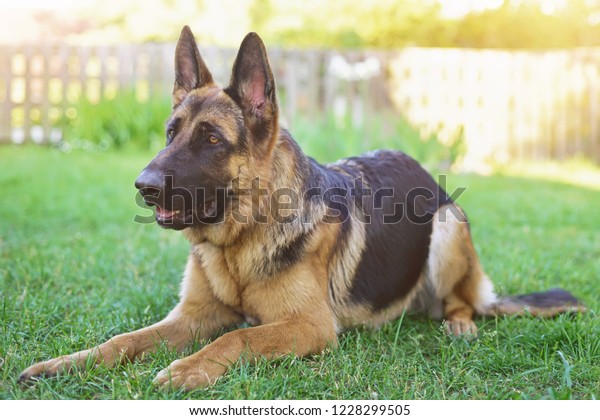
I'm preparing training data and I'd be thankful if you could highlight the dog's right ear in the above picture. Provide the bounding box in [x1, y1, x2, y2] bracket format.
[172, 26, 213, 108]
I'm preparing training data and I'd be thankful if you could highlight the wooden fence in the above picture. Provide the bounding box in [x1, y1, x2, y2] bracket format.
[1, 43, 600, 165]
[389, 48, 600, 168]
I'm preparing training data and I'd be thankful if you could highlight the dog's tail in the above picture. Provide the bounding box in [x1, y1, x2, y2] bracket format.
[483, 288, 586, 317]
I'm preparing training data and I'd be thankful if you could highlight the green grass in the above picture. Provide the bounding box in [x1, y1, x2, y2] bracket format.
[0, 145, 598, 400]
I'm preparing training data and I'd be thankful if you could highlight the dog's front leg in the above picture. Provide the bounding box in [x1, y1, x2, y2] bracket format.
[154, 305, 337, 390]
[19, 255, 242, 382]
[18, 313, 195, 382]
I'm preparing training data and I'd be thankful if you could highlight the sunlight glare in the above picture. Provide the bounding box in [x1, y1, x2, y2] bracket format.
[438, 0, 504, 19]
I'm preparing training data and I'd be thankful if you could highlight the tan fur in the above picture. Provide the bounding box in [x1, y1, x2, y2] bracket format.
[152, 249, 336, 389]
[408, 204, 497, 335]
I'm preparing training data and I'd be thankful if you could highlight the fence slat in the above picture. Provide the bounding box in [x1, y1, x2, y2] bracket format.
[40, 45, 51, 144]
[0, 45, 12, 143]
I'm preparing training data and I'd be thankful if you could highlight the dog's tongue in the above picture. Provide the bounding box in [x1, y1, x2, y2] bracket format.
[156, 206, 179, 219]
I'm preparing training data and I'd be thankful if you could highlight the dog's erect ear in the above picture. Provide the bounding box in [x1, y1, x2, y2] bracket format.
[172, 26, 213, 108]
[227, 32, 278, 150]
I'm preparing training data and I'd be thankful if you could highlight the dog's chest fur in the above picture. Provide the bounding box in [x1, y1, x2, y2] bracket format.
[194, 242, 253, 309]
[192, 237, 323, 325]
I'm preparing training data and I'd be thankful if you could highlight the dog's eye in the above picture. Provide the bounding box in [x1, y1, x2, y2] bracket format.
[167, 129, 175, 142]
[208, 135, 220, 145]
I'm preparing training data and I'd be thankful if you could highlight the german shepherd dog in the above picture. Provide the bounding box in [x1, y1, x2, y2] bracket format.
[20, 27, 584, 390]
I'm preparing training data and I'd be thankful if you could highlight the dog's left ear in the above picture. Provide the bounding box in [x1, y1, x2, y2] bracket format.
[227, 33, 278, 151]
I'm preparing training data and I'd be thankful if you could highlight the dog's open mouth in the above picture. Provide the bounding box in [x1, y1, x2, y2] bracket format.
[151, 200, 218, 229]
[155, 207, 181, 221]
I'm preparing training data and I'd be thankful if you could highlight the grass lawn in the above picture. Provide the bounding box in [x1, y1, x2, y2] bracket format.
[0, 145, 598, 400]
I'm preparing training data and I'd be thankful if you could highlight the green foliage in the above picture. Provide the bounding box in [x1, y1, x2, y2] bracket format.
[60, 91, 171, 151]
[251, 0, 600, 49]
[251, 0, 444, 49]
[450, 0, 600, 49]
[0, 147, 598, 399]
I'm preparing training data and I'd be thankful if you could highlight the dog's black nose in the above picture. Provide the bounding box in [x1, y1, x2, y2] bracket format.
[135, 169, 164, 197]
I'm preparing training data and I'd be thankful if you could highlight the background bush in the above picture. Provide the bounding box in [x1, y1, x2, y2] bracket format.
[293, 113, 465, 169]
[61, 91, 171, 151]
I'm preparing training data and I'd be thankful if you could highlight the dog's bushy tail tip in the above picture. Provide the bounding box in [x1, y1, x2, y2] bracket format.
[485, 288, 586, 317]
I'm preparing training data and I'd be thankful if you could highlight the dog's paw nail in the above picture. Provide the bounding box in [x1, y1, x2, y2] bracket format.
[18, 368, 43, 384]
[153, 368, 172, 388]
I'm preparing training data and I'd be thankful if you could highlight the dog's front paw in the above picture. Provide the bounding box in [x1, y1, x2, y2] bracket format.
[154, 357, 224, 391]
[19, 355, 80, 383]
